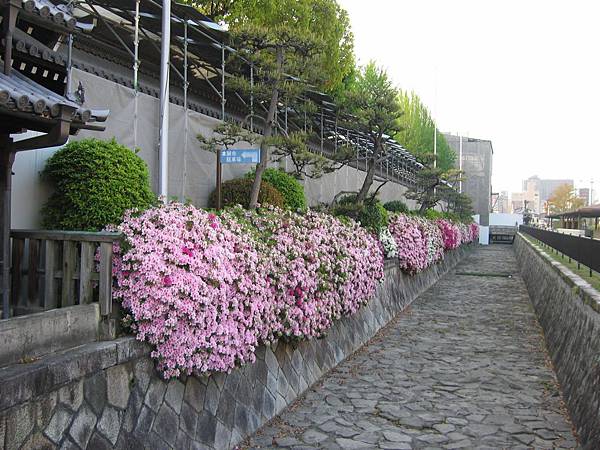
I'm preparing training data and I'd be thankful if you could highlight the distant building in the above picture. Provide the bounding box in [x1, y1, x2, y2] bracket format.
[521, 176, 574, 216]
[445, 134, 493, 226]
[492, 191, 510, 213]
[578, 188, 590, 206]
[511, 192, 526, 214]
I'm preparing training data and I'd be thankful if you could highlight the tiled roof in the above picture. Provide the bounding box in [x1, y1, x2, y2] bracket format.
[21, 0, 78, 30]
[0, 69, 108, 125]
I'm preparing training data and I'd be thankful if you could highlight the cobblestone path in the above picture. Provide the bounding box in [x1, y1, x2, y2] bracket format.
[243, 246, 577, 449]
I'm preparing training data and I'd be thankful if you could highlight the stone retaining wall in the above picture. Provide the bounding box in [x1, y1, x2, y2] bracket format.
[0, 247, 469, 450]
[514, 234, 600, 448]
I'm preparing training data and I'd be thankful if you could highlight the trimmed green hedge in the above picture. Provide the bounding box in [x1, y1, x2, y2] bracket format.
[209, 178, 284, 209]
[246, 168, 306, 210]
[41, 138, 155, 231]
[332, 195, 388, 233]
[384, 200, 409, 214]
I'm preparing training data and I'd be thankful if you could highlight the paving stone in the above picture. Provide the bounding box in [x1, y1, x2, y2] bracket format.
[243, 247, 576, 449]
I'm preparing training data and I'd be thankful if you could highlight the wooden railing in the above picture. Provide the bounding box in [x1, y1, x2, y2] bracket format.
[9, 230, 122, 318]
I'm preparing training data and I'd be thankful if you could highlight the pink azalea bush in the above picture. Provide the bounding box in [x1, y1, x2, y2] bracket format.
[436, 218, 461, 250]
[112, 203, 273, 378]
[113, 203, 383, 378]
[221, 206, 384, 339]
[387, 213, 477, 274]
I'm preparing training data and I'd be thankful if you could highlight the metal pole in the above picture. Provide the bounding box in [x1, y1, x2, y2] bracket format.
[459, 134, 463, 193]
[221, 43, 225, 120]
[320, 107, 324, 154]
[182, 17, 188, 201]
[250, 63, 254, 131]
[133, 0, 140, 148]
[216, 150, 222, 210]
[158, 0, 171, 199]
[66, 34, 73, 96]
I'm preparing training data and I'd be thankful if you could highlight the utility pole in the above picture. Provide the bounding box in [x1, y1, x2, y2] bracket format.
[158, 0, 171, 199]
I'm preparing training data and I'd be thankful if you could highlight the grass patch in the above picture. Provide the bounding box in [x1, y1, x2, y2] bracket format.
[522, 234, 600, 292]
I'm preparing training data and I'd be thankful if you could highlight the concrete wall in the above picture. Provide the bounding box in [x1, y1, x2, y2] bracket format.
[0, 247, 469, 450]
[11, 69, 414, 229]
[514, 234, 600, 448]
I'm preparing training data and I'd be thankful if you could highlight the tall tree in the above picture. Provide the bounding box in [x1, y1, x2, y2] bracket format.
[405, 153, 463, 213]
[547, 184, 584, 214]
[395, 90, 456, 171]
[179, 0, 355, 94]
[338, 62, 403, 204]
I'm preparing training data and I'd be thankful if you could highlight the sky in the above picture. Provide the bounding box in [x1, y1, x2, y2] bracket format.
[338, 0, 600, 200]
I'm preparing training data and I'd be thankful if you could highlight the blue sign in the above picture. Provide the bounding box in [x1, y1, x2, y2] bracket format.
[220, 148, 261, 164]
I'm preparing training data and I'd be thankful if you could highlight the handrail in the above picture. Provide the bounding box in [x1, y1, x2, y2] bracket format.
[11, 229, 122, 243]
[519, 225, 600, 276]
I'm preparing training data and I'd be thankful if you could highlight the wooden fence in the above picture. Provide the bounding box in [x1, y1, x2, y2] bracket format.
[9, 230, 122, 318]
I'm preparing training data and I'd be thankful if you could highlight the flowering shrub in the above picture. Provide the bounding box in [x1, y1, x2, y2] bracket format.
[379, 228, 398, 258]
[469, 222, 480, 242]
[388, 214, 429, 273]
[114, 203, 383, 378]
[436, 219, 461, 250]
[112, 203, 274, 378]
[387, 213, 476, 274]
[221, 206, 384, 339]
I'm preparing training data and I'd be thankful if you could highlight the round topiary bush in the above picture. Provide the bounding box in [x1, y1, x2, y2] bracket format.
[246, 168, 306, 210]
[209, 177, 284, 209]
[41, 138, 155, 231]
[383, 200, 409, 214]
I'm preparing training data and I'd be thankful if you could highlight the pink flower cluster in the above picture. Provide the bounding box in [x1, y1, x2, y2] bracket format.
[220, 206, 385, 340]
[112, 203, 384, 378]
[112, 203, 273, 378]
[387, 214, 477, 274]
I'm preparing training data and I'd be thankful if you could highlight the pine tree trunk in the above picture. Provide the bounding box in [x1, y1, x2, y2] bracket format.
[355, 142, 380, 204]
[248, 47, 283, 209]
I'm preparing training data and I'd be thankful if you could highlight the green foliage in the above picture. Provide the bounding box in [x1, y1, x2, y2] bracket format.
[209, 178, 284, 209]
[183, 0, 355, 94]
[383, 200, 409, 214]
[245, 168, 306, 210]
[41, 138, 155, 231]
[338, 62, 404, 202]
[395, 90, 456, 171]
[332, 195, 388, 233]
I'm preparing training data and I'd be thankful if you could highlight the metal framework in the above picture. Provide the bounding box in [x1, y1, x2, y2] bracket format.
[68, 0, 424, 192]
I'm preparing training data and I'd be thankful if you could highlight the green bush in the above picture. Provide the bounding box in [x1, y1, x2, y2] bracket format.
[209, 178, 284, 209]
[383, 200, 409, 214]
[246, 168, 306, 210]
[41, 138, 155, 231]
[332, 195, 388, 233]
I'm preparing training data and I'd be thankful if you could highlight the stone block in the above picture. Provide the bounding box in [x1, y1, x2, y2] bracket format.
[97, 405, 121, 445]
[58, 380, 84, 412]
[106, 365, 132, 410]
[87, 432, 113, 450]
[135, 406, 155, 434]
[144, 378, 167, 413]
[121, 387, 144, 433]
[68, 403, 97, 449]
[196, 411, 217, 444]
[184, 376, 206, 412]
[84, 371, 107, 415]
[165, 378, 185, 414]
[203, 378, 221, 415]
[44, 405, 73, 444]
[132, 358, 154, 394]
[5, 403, 34, 450]
[214, 420, 232, 450]
[20, 432, 55, 450]
[180, 401, 197, 437]
[152, 404, 178, 446]
[34, 391, 58, 430]
[216, 390, 236, 429]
